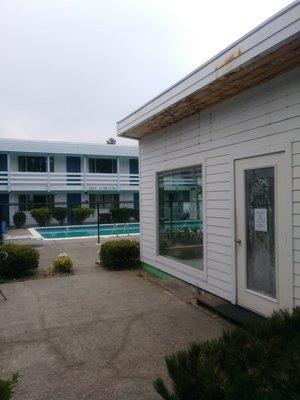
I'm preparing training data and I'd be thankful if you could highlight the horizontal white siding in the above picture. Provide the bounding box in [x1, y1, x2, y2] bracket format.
[139, 67, 300, 304]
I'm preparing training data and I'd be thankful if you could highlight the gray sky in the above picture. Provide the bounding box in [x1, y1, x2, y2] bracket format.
[0, 0, 293, 145]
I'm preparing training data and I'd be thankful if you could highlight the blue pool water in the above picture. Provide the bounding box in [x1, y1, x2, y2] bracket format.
[35, 223, 140, 239]
[35, 220, 202, 239]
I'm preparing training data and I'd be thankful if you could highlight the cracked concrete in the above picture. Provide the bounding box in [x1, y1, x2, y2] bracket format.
[0, 238, 231, 399]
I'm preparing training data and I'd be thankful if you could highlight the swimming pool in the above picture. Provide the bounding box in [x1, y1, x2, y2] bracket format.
[32, 223, 140, 240]
[31, 220, 202, 240]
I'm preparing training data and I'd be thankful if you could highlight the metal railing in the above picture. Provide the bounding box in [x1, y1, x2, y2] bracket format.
[0, 200, 140, 245]
[0, 172, 139, 191]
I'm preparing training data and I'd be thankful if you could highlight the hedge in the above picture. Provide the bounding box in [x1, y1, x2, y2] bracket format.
[109, 208, 135, 223]
[100, 239, 140, 270]
[53, 255, 73, 273]
[0, 244, 39, 279]
[13, 211, 26, 228]
[154, 308, 300, 400]
[30, 207, 52, 226]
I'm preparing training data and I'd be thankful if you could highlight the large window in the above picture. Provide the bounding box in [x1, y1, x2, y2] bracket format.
[88, 158, 117, 173]
[89, 193, 119, 209]
[19, 194, 55, 211]
[158, 166, 203, 270]
[18, 156, 54, 172]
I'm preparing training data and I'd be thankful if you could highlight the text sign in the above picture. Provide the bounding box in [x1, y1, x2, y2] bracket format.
[254, 208, 267, 232]
[88, 185, 117, 191]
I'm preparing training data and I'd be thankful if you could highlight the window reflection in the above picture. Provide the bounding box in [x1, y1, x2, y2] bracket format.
[158, 166, 203, 270]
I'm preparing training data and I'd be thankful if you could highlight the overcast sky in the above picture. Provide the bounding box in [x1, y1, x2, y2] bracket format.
[0, 0, 293, 145]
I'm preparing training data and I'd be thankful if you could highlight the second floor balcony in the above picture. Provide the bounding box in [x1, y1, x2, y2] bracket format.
[0, 171, 139, 192]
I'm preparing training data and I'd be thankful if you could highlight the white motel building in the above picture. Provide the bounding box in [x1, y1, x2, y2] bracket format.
[0, 138, 139, 225]
[117, 2, 300, 316]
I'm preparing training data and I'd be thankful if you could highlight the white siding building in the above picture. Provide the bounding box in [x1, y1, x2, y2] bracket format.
[0, 138, 139, 225]
[118, 2, 300, 316]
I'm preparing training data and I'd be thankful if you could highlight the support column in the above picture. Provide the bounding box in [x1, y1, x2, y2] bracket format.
[117, 157, 120, 191]
[7, 153, 11, 192]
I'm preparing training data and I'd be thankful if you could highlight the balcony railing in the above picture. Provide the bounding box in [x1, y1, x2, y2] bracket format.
[0, 171, 139, 192]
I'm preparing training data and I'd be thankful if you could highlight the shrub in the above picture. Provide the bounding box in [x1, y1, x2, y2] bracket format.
[13, 211, 26, 228]
[99, 212, 112, 224]
[52, 207, 67, 225]
[154, 308, 300, 400]
[100, 239, 140, 270]
[53, 255, 73, 273]
[109, 208, 135, 223]
[0, 244, 39, 279]
[0, 373, 20, 400]
[30, 207, 52, 226]
[72, 206, 94, 224]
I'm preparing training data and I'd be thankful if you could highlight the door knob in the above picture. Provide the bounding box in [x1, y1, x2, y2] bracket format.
[235, 238, 242, 244]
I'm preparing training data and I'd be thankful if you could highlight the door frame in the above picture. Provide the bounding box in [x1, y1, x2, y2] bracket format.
[231, 141, 293, 310]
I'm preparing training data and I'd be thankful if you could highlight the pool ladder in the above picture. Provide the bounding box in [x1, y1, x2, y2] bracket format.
[113, 222, 130, 237]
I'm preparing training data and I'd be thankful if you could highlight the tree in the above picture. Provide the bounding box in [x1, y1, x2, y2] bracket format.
[106, 137, 116, 145]
[52, 207, 67, 225]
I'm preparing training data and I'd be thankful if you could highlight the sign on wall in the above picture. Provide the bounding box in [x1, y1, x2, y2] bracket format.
[88, 185, 117, 191]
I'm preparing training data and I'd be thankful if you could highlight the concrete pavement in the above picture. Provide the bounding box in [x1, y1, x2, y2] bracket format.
[0, 239, 231, 399]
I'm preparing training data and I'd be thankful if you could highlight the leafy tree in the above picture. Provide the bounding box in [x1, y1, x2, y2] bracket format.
[30, 208, 52, 226]
[72, 206, 94, 224]
[13, 211, 26, 228]
[106, 137, 116, 145]
[52, 207, 67, 225]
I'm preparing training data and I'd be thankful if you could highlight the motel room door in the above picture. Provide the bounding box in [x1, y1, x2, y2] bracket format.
[235, 152, 290, 316]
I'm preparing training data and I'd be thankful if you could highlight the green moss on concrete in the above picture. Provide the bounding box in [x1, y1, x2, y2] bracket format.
[141, 262, 172, 281]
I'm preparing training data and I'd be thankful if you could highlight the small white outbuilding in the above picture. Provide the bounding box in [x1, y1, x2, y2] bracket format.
[118, 2, 300, 316]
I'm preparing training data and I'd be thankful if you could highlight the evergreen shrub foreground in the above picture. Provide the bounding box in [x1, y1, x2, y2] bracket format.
[0, 373, 20, 400]
[154, 308, 300, 400]
[0, 244, 39, 279]
[100, 239, 140, 270]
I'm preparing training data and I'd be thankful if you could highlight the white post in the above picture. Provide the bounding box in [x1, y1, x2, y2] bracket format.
[84, 155, 87, 191]
[47, 155, 51, 192]
[117, 157, 120, 191]
[7, 153, 11, 192]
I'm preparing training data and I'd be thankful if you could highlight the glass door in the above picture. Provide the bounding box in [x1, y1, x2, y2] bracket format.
[235, 153, 289, 316]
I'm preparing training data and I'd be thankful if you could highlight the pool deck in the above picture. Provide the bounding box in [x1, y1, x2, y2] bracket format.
[0, 237, 231, 399]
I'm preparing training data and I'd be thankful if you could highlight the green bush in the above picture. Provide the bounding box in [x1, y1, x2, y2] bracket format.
[0, 244, 39, 279]
[109, 208, 135, 223]
[53, 255, 73, 273]
[52, 207, 67, 225]
[99, 212, 112, 224]
[0, 373, 20, 400]
[154, 308, 300, 400]
[72, 206, 94, 224]
[30, 207, 52, 226]
[100, 239, 140, 270]
[13, 211, 26, 228]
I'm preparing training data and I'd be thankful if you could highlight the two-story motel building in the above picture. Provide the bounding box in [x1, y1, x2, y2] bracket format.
[0, 138, 139, 225]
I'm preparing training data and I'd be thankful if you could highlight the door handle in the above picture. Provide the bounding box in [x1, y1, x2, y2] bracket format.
[235, 238, 242, 244]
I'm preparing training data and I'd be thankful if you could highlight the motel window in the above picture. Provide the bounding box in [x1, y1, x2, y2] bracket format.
[89, 193, 119, 209]
[18, 156, 54, 172]
[158, 166, 203, 270]
[88, 158, 117, 174]
[19, 194, 55, 211]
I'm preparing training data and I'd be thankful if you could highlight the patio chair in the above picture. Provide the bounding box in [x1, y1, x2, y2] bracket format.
[0, 251, 8, 300]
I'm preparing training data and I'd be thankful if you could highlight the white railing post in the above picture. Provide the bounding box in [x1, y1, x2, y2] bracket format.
[47, 155, 51, 191]
[7, 153, 11, 192]
[84, 155, 87, 191]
